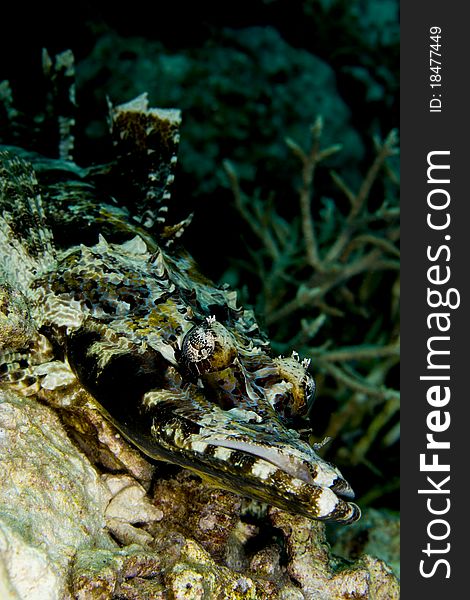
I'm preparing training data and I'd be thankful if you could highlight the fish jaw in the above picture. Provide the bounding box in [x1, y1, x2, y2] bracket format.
[139, 387, 361, 524]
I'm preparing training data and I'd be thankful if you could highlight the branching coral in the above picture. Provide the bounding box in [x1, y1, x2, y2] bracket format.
[224, 119, 400, 506]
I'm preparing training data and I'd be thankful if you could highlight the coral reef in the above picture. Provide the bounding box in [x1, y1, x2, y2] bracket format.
[0, 388, 114, 599]
[330, 507, 400, 580]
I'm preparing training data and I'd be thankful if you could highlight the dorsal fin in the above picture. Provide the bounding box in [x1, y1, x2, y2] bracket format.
[108, 94, 182, 237]
[0, 151, 56, 290]
[2, 60, 192, 249]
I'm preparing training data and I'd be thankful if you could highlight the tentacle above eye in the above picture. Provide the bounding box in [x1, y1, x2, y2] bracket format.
[266, 353, 316, 420]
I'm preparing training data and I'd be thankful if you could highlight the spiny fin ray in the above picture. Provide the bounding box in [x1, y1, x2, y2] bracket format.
[108, 93, 182, 240]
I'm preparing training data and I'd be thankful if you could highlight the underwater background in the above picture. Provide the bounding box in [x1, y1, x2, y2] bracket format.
[1, 0, 399, 584]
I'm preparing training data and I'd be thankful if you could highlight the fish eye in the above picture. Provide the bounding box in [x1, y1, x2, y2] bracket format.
[181, 317, 237, 373]
[181, 324, 215, 364]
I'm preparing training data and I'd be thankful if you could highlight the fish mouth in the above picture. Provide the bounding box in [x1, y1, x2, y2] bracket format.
[151, 420, 360, 523]
[203, 437, 356, 500]
[193, 436, 360, 524]
[137, 388, 361, 523]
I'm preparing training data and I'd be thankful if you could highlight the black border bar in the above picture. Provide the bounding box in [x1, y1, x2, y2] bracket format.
[401, 3, 467, 596]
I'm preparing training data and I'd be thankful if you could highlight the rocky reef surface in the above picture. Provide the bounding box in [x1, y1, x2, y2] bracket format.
[0, 387, 399, 599]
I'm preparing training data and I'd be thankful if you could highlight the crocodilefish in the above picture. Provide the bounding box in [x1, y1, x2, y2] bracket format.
[0, 60, 360, 524]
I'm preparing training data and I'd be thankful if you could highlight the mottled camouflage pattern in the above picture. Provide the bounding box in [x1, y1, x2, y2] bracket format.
[0, 91, 360, 523]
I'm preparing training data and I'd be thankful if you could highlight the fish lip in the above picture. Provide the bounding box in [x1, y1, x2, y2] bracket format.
[329, 476, 355, 499]
[143, 389, 358, 514]
[203, 436, 355, 500]
[199, 440, 361, 523]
